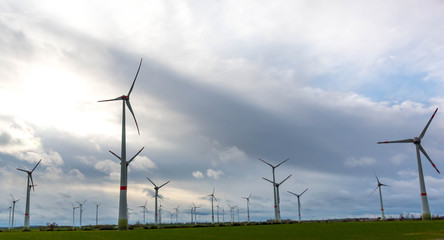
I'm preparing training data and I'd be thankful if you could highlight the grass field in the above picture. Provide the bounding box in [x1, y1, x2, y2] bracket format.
[1, 221, 444, 240]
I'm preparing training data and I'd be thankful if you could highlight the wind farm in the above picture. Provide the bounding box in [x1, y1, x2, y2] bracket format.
[2, 1, 444, 239]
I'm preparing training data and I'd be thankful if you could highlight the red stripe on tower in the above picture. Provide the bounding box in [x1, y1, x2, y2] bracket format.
[421, 193, 427, 196]
[120, 186, 127, 190]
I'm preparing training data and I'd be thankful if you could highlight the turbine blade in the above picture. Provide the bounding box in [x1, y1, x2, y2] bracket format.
[248, 193, 252, 199]
[109, 150, 121, 160]
[262, 177, 273, 184]
[276, 158, 289, 168]
[258, 158, 273, 167]
[147, 177, 157, 187]
[29, 175, 35, 191]
[127, 58, 143, 97]
[287, 191, 297, 196]
[419, 144, 440, 174]
[16, 168, 28, 173]
[98, 97, 122, 102]
[31, 159, 42, 173]
[159, 181, 170, 189]
[212, 186, 215, 195]
[377, 139, 413, 144]
[300, 188, 309, 196]
[373, 169, 381, 184]
[419, 108, 438, 139]
[10, 194, 15, 201]
[213, 196, 218, 202]
[369, 186, 378, 196]
[125, 100, 140, 135]
[279, 174, 292, 185]
[127, 146, 145, 165]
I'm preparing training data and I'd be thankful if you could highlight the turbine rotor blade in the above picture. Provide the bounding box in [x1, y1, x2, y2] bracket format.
[127, 58, 143, 97]
[125, 100, 140, 135]
[377, 139, 413, 144]
[31, 159, 42, 173]
[419, 108, 438, 139]
[418, 144, 440, 174]
[146, 177, 157, 187]
[287, 191, 297, 196]
[369, 186, 378, 196]
[258, 158, 273, 167]
[279, 174, 292, 185]
[98, 96, 122, 102]
[300, 188, 309, 196]
[159, 181, 170, 189]
[127, 146, 145, 165]
[373, 169, 380, 184]
[29, 175, 35, 191]
[276, 158, 289, 168]
[262, 177, 273, 184]
[109, 150, 121, 160]
[16, 168, 28, 173]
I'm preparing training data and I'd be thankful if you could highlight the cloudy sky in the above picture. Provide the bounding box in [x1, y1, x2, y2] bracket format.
[2, 0, 444, 227]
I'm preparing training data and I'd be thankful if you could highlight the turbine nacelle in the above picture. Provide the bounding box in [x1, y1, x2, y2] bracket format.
[413, 137, 421, 145]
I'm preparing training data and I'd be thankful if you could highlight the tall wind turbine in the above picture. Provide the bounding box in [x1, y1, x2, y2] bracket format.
[377, 108, 440, 220]
[76, 200, 87, 228]
[216, 202, 221, 223]
[147, 177, 170, 224]
[288, 188, 308, 222]
[17, 159, 41, 230]
[174, 205, 180, 223]
[263, 174, 292, 222]
[192, 202, 200, 225]
[10, 194, 20, 229]
[242, 194, 252, 223]
[369, 170, 388, 220]
[139, 201, 148, 224]
[206, 187, 217, 224]
[258, 158, 288, 222]
[98, 58, 143, 230]
[71, 203, 79, 229]
[95, 202, 102, 226]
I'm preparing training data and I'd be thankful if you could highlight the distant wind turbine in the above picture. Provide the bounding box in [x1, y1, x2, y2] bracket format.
[242, 194, 252, 223]
[377, 108, 440, 220]
[10, 194, 20, 229]
[139, 201, 148, 224]
[76, 200, 87, 228]
[174, 205, 180, 223]
[8, 206, 12, 231]
[147, 177, 170, 224]
[98, 58, 143, 230]
[288, 188, 308, 222]
[95, 202, 102, 226]
[263, 174, 292, 222]
[259, 158, 288, 222]
[369, 170, 388, 220]
[206, 187, 217, 224]
[216, 202, 221, 223]
[17, 159, 41, 230]
[71, 203, 79, 229]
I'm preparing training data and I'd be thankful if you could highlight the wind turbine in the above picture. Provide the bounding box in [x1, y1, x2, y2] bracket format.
[263, 174, 292, 222]
[216, 202, 221, 223]
[139, 201, 148, 224]
[98, 58, 143, 230]
[288, 188, 308, 222]
[258, 158, 288, 222]
[71, 203, 79, 229]
[369, 170, 388, 220]
[377, 108, 440, 220]
[227, 203, 235, 224]
[95, 202, 102, 226]
[76, 200, 87, 228]
[173, 205, 180, 223]
[242, 194, 252, 223]
[147, 177, 170, 224]
[10, 194, 20, 229]
[206, 187, 217, 224]
[192, 202, 200, 225]
[8, 206, 11, 231]
[17, 159, 41, 230]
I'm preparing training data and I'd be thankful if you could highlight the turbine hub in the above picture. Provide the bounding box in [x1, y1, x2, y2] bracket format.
[121, 95, 128, 100]
[413, 137, 421, 144]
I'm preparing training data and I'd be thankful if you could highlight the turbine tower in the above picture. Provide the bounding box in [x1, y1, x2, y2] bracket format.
[95, 202, 102, 226]
[76, 200, 87, 228]
[139, 201, 148, 224]
[10, 194, 20, 229]
[147, 177, 170, 224]
[258, 158, 288, 222]
[98, 58, 143, 230]
[377, 108, 440, 220]
[263, 174, 292, 222]
[71, 203, 79, 229]
[174, 205, 180, 223]
[288, 188, 308, 222]
[369, 170, 388, 220]
[242, 194, 252, 223]
[206, 187, 217, 224]
[216, 202, 221, 223]
[17, 159, 41, 230]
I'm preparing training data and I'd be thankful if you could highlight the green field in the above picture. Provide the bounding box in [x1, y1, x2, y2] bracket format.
[2, 221, 444, 240]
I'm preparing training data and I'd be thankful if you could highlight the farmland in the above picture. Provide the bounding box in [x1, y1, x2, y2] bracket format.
[1, 220, 444, 240]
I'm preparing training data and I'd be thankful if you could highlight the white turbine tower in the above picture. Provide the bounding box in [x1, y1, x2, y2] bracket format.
[76, 200, 87, 228]
[174, 205, 180, 223]
[8, 206, 12, 231]
[263, 174, 292, 222]
[147, 177, 170, 224]
[17, 159, 41, 230]
[288, 188, 308, 222]
[10, 194, 20, 229]
[71, 203, 79, 229]
[258, 158, 288, 222]
[242, 194, 252, 223]
[377, 108, 440, 220]
[216, 202, 221, 223]
[139, 201, 148, 224]
[95, 202, 102, 226]
[369, 170, 388, 220]
[98, 58, 143, 230]
[192, 202, 200, 225]
[206, 187, 217, 224]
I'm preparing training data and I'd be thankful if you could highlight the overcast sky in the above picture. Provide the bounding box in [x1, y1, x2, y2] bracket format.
[1, 0, 444, 227]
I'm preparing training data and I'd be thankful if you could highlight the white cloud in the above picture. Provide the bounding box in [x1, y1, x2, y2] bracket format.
[94, 159, 119, 175]
[344, 156, 376, 168]
[192, 171, 203, 179]
[390, 153, 408, 165]
[206, 168, 223, 179]
[130, 155, 157, 171]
